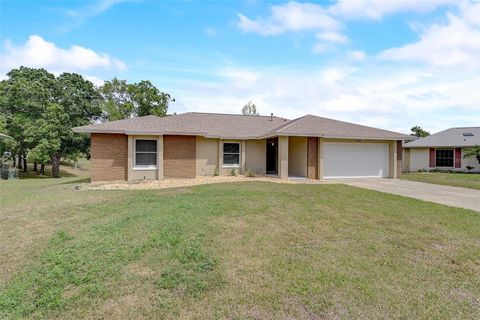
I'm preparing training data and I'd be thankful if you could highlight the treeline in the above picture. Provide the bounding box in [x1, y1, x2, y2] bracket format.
[0, 67, 171, 177]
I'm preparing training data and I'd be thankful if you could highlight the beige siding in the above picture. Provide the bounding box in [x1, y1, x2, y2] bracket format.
[279, 136, 289, 179]
[403, 148, 411, 172]
[196, 137, 219, 176]
[409, 148, 429, 171]
[288, 136, 307, 177]
[245, 139, 266, 175]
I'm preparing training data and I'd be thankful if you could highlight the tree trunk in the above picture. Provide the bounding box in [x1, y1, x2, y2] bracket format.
[33, 161, 38, 172]
[17, 153, 22, 170]
[51, 154, 60, 178]
[40, 164, 45, 175]
[12, 155, 16, 168]
[23, 156, 27, 173]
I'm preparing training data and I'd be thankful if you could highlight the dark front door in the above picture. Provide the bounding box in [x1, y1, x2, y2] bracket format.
[266, 138, 278, 174]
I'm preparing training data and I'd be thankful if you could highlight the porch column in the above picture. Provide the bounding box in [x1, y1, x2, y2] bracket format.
[218, 139, 223, 174]
[278, 136, 289, 179]
[241, 140, 246, 173]
[388, 141, 397, 179]
[127, 135, 133, 181]
[157, 135, 163, 180]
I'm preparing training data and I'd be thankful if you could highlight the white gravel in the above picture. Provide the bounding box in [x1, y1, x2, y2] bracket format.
[82, 175, 327, 190]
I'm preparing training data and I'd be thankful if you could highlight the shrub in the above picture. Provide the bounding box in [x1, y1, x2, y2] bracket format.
[228, 168, 237, 176]
[213, 167, 219, 176]
[244, 168, 256, 177]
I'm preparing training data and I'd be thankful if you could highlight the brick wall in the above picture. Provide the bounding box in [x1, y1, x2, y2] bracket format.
[90, 133, 128, 181]
[164, 135, 196, 178]
[307, 137, 318, 179]
[397, 140, 403, 177]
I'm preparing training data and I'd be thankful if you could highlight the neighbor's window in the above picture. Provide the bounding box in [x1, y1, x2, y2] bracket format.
[135, 139, 157, 167]
[223, 143, 240, 166]
[435, 149, 453, 167]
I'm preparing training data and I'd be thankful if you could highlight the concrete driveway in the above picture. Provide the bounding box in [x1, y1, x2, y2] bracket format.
[338, 178, 480, 212]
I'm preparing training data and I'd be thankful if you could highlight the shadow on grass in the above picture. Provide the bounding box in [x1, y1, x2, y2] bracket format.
[60, 177, 91, 184]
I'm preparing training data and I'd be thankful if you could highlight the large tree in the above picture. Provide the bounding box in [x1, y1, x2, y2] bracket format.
[0, 67, 101, 177]
[99, 78, 171, 121]
[0, 67, 57, 172]
[410, 126, 430, 137]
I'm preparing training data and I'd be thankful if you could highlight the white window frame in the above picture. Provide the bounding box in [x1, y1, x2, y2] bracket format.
[222, 142, 240, 168]
[134, 138, 157, 170]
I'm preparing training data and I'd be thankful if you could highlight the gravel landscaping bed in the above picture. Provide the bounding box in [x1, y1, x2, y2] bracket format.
[82, 175, 326, 190]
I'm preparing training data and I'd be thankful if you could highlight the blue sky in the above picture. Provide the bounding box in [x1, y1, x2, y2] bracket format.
[1, 0, 479, 133]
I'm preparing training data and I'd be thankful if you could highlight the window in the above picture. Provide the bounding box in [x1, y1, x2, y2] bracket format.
[223, 143, 240, 167]
[135, 139, 157, 168]
[435, 149, 453, 167]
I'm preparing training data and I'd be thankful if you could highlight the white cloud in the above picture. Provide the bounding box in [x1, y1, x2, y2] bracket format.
[378, 10, 480, 69]
[59, 0, 133, 32]
[349, 50, 367, 61]
[331, 0, 458, 20]
[316, 31, 348, 44]
[0, 35, 127, 73]
[84, 75, 106, 87]
[237, 2, 341, 36]
[169, 64, 480, 133]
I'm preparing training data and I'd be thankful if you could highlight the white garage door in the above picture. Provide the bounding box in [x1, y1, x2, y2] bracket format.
[324, 142, 388, 179]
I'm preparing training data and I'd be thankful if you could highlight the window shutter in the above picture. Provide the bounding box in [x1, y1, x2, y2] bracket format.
[429, 148, 435, 167]
[455, 148, 461, 168]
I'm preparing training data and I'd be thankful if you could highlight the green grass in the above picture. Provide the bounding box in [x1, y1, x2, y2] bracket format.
[0, 175, 479, 319]
[402, 172, 480, 190]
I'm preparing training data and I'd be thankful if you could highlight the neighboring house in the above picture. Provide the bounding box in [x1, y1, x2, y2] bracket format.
[73, 113, 409, 182]
[403, 127, 480, 172]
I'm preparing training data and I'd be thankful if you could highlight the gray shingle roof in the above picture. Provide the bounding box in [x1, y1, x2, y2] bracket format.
[261, 114, 409, 140]
[74, 112, 409, 140]
[404, 127, 480, 148]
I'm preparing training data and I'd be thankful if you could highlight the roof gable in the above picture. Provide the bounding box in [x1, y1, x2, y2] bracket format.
[262, 114, 408, 140]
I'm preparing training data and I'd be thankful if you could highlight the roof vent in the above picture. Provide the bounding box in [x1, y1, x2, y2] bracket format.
[463, 133, 474, 136]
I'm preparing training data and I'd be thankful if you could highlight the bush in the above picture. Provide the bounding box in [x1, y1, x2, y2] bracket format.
[244, 168, 256, 177]
[213, 167, 219, 176]
[228, 168, 237, 176]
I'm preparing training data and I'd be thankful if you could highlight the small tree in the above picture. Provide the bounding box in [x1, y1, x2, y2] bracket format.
[410, 126, 430, 137]
[242, 101, 259, 116]
[463, 145, 480, 165]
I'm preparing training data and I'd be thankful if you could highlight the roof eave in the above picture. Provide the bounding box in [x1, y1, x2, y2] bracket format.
[258, 132, 408, 140]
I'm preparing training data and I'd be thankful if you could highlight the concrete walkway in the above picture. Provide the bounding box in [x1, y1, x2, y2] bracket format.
[338, 178, 480, 212]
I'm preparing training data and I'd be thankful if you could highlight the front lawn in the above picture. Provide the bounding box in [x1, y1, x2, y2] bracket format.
[1, 176, 479, 319]
[401, 172, 480, 190]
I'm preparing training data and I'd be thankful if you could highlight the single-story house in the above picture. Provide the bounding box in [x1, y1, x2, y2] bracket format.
[403, 127, 480, 172]
[73, 113, 409, 182]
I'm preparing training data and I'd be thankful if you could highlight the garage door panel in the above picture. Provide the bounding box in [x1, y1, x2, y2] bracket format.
[324, 142, 388, 179]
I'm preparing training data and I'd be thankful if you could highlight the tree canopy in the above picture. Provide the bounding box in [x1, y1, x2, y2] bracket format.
[410, 126, 430, 137]
[242, 101, 259, 116]
[99, 78, 171, 121]
[0, 68, 171, 178]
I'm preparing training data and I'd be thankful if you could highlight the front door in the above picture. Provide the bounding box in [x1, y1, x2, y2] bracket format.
[266, 138, 278, 174]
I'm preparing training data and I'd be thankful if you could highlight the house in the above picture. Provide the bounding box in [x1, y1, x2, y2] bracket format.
[73, 113, 409, 182]
[403, 127, 480, 172]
